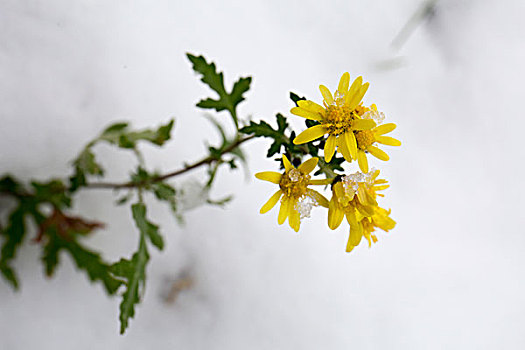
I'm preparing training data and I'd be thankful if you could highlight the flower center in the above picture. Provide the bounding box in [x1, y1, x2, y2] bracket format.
[322, 105, 355, 135]
[279, 168, 310, 198]
[354, 130, 375, 150]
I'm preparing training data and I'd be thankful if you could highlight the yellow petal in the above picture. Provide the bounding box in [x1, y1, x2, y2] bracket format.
[337, 72, 350, 94]
[346, 225, 363, 252]
[319, 84, 334, 105]
[345, 209, 358, 227]
[309, 179, 333, 186]
[324, 134, 336, 162]
[278, 197, 291, 225]
[288, 207, 301, 232]
[297, 100, 325, 114]
[374, 123, 396, 135]
[336, 135, 353, 162]
[260, 190, 283, 214]
[373, 184, 390, 191]
[307, 189, 329, 208]
[356, 202, 374, 217]
[367, 146, 389, 161]
[357, 150, 369, 173]
[348, 82, 369, 110]
[328, 196, 345, 230]
[345, 76, 363, 104]
[282, 154, 293, 172]
[255, 171, 282, 184]
[375, 136, 401, 146]
[298, 157, 319, 174]
[356, 185, 368, 205]
[290, 107, 322, 121]
[352, 119, 376, 130]
[293, 125, 327, 144]
[334, 182, 351, 205]
[345, 131, 358, 159]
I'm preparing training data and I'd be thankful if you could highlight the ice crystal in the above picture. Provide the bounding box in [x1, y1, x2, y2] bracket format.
[288, 168, 301, 182]
[295, 195, 318, 219]
[363, 109, 385, 124]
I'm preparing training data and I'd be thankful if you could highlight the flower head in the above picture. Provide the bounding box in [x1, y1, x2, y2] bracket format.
[291, 73, 400, 172]
[255, 155, 329, 232]
[327, 169, 395, 252]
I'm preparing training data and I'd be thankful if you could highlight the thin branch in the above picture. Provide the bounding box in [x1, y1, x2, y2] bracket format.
[85, 135, 255, 190]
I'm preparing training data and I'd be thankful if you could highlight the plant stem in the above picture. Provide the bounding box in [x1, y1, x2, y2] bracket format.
[85, 135, 255, 190]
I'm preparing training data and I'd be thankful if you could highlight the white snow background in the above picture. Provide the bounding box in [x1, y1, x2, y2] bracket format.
[1, 0, 525, 349]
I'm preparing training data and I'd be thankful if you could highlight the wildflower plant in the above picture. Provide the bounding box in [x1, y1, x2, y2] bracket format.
[0, 55, 400, 334]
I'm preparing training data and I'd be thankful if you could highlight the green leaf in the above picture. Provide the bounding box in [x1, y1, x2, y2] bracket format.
[0, 203, 27, 290]
[63, 238, 122, 294]
[187, 53, 251, 127]
[152, 183, 178, 216]
[98, 120, 175, 149]
[69, 148, 105, 192]
[42, 236, 61, 277]
[0, 265, 18, 290]
[101, 122, 129, 135]
[31, 180, 71, 209]
[0, 176, 22, 195]
[111, 237, 149, 334]
[130, 167, 151, 186]
[75, 149, 104, 176]
[152, 183, 176, 201]
[206, 195, 233, 207]
[229, 77, 252, 110]
[315, 156, 345, 177]
[239, 113, 289, 157]
[41, 230, 122, 294]
[290, 92, 306, 106]
[131, 203, 164, 251]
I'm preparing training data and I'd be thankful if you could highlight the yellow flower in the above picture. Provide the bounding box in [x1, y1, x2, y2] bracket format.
[290, 73, 401, 172]
[255, 155, 329, 232]
[327, 170, 395, 252]
[353, 105, 401, 173]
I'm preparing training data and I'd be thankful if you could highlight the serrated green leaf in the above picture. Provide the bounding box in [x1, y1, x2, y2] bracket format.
[187, 53, 251, 127]
[40, 223, 121, 294]
[42, 236, 61, 277]
[131, 203, 163, 251]
[0, 264, 18, 290]
[62, 238, 122, 294]
[152, 183, 176, 201]
[111, 237, 149, 334]
[75, 149, 104, 176]
[31, 180, 71, 209]
[0, 204, 27, 290]
[69, 148, 105, 192]
[152, 183, 178, 216]
[0, 176, 22, 194]
[239, 113, 289, 157]
[229, 77, 251, 109]
[290, 92, 306, 106]
[102, 122, 129, 135]
[98, 120, 174, 149]
[130, 167, 151, 186]
[315, 156, 345, 177]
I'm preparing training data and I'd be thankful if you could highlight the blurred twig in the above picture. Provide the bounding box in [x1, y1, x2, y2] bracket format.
[162, 271, 194, 304]
[391, 0, 439, 50]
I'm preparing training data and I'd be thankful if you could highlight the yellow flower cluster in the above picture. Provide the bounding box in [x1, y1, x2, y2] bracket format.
[255, 73, 400, 252]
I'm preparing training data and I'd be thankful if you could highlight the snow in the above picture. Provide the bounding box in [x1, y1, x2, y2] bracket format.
[1, 0, 525, 348]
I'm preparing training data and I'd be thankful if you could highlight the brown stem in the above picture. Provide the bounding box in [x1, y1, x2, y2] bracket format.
[84, 135, 255, 190]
